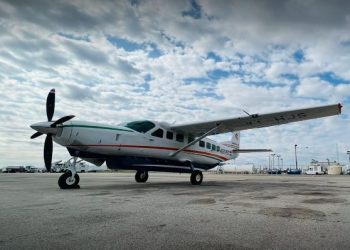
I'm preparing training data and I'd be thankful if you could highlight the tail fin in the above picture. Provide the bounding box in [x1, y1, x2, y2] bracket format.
[222, 131, 240, 149]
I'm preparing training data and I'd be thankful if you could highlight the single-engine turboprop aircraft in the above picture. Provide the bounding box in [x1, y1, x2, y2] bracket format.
[30, 89, 342, 189]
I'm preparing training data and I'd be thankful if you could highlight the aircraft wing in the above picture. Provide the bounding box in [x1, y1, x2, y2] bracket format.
[170, 103, 342, 136]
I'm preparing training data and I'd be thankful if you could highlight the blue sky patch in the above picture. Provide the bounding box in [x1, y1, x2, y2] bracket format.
[317, 71, 349, 85]
[243, 81, 286, 88]
[293, 49, 305, 63]
[144, 74, 153, 82]
[207, 69, 230, 80]
[141, 82, 150, 91]
[107, 36, 143, 51]
[207, 51, 222, 62]
[195, 88, 223, 100]
[280, 73, 299, 81]
[147, 43, 163, 58]
[182, 0, 202, 19]
[107, 36, 162, 58]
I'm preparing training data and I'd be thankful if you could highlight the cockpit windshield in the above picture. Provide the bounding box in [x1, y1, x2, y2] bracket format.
[124, 120, 156, 133]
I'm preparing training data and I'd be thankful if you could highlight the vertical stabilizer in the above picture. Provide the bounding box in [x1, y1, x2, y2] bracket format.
[231, 131, 240, 149]
[222, 131, 240, 149]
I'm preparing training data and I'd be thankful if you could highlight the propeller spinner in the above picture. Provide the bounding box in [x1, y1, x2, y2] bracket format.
[30, 89, 75, 172]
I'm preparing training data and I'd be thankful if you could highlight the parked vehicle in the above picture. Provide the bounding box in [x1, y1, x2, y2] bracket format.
[267, 169, 282, 174]
[287, 168, 302, 175]
[305, 164, 326, 175]
[2, 166, 25, 173]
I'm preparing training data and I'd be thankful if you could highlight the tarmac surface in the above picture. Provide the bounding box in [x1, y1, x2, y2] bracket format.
[0, 172, 350, 250]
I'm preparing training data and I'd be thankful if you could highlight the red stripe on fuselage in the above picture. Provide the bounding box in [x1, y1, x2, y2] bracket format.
[67, 144, 230, 161]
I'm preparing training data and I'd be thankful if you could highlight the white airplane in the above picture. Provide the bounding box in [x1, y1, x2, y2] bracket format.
[30, 89, 342, 189]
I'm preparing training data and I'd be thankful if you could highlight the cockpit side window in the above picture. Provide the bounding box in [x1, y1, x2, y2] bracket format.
[151, 128, 164, 138]
[166, 131, 174, 140]
[124, 121, 155, 133]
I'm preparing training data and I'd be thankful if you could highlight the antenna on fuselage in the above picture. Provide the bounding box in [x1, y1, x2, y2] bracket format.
[242, 110, 250, 116]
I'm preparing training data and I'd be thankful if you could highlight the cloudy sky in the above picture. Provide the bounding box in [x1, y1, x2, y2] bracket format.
[1, 0, 349, 169]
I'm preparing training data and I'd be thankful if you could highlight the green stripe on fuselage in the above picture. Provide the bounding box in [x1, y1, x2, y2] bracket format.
[62, 124, 134, 132]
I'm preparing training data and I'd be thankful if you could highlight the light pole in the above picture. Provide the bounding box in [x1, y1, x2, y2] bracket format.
[271, 153, 276, 169]
[281, 158, 283, 170]
[294, 144, 298, 169]
[277, 155, 280, 169]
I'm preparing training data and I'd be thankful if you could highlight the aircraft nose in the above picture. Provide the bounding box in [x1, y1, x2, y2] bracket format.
[30, 123, 40, 131]
[30, 121, 56, 134]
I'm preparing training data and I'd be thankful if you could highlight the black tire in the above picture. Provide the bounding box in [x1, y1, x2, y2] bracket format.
[58, 171, 80, 189]
[190, 170, 203, 185]
[135, 170, 148, 183]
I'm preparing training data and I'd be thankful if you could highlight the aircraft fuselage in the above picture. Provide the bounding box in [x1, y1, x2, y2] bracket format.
[53, 120, 237, 173]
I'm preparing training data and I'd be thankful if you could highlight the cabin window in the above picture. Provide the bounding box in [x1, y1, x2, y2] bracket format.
[199, 140, 205, 147]
[176, 133, 184, 142]
[212, 144, 216, 151]
[124, 120, 155, 133]
[151, 129, 164, 138]
[188, 134, 195, 143]
[217, 146, 220, 152]
[206, 142, 211, 149]
[115, 134, 120, 141]
[166, 131, 174, 140]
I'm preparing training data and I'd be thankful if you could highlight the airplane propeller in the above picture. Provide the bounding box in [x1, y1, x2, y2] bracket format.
[30, 89, 75, 172]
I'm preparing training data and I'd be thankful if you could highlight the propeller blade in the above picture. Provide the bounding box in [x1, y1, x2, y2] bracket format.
[30, 132, 43, 139]
[44, 134, 53, 172]
[46, 89, 55, 121]
[51, 115, 75, 128]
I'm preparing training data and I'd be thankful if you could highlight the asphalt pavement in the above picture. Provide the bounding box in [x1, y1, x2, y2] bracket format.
[0, 172, 349, 250]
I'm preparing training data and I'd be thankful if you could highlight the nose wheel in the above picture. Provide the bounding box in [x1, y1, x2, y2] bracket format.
[135, 170, 149, 183]
[58, 171, 80, 189]
[58, 155, 80, 189]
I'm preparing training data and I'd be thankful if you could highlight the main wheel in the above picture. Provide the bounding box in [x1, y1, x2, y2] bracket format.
[58, 171, 80, 189]
[135, 170, 148, 183]
[190, 170, 203, 185]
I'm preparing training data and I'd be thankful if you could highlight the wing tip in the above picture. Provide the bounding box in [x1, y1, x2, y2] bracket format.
[338, 103, 342, 114]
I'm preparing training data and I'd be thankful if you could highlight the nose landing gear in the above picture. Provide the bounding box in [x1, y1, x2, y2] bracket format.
[58, 156, 80, 189]
[58, 171, 80, 189]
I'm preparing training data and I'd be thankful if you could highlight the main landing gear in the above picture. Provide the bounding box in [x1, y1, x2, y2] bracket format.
[135, 170, 149, 183]
[190, 170, 203, 185]
[187, 161, 203, 185]
[58, 156, 80, 189]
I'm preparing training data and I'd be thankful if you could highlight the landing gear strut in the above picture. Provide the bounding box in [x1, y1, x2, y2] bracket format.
[190, 170, 203, 185]
[58, 156, 80, 189]
[135, 170, 148, 183]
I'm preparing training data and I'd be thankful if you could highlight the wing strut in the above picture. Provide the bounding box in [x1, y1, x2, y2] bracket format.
[169, 124, 221, 157]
